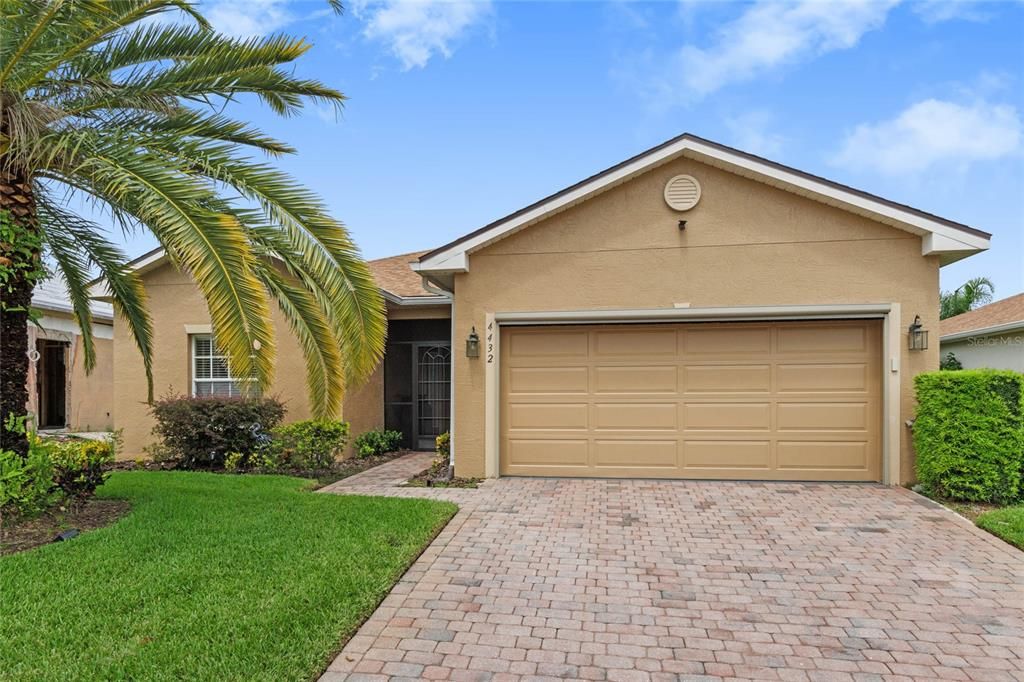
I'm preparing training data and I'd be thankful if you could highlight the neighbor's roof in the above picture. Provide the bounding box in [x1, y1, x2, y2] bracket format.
[941, 293, 1024, 340]
[34, 276, 114, 323]
[416, 132, 990, 279]
[366, 250, 445, 301]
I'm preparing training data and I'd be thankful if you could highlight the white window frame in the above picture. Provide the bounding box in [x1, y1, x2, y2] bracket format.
[190, 334, 246, 398]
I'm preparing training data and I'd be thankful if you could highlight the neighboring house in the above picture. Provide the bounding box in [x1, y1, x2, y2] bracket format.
[939, 294, 1024, 372]
[107, 133, 990, 484]
[28, 277, 115, 431]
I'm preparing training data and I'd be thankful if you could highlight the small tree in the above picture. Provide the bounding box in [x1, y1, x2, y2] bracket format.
[940, 277, 995, 320]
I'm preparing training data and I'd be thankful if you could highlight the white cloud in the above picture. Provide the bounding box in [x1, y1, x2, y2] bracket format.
[911, 0, 993, 24]
[832, 99, 1022, 175]
[724, 111, 785, 157]
[204, 0, 295, 37]
[353, 0, 492, 70]
[665, 0, 897, 101]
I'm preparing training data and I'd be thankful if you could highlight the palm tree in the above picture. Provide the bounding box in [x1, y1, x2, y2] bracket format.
[940, 277, 995, 320]
[0, 0, 385, 456]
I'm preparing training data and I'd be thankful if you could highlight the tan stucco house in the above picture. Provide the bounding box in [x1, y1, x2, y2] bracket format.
[940, 294, 1024, 372]
[108, 133, 990, 484]
[28, 277, 114, 432]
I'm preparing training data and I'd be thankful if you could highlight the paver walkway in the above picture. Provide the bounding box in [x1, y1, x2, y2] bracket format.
[319, 453, 1024, 681]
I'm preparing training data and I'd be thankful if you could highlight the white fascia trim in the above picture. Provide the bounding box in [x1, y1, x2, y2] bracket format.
[940, 320, 1024, 343]
[418, 137, 988, 273]
[37, 314, 115, 339]
[382, 290, 451, 306]
[494, 303, 893, 325]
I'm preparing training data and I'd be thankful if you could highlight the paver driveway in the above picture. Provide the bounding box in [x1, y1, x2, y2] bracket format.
[319, 453, 1024, 682]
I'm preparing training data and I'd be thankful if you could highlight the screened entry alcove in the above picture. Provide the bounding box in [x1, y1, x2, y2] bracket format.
[383, 319, 452, 450]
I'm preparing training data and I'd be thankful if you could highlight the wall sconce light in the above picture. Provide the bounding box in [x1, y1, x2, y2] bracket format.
[466, 326, 480, 358]
[908, 315, 928, 351]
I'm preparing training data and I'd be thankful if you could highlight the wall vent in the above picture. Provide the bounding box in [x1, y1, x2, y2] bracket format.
[664, 174, 701, 211]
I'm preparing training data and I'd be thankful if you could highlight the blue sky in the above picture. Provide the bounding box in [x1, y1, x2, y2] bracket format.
[124, 0, 1024, 297]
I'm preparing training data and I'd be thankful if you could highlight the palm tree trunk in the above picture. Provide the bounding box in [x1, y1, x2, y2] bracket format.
[0, 168, 37, 457]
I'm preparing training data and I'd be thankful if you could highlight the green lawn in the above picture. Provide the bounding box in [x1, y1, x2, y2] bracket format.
[0, 472, 456, 681]
[976, 505, 1024, 550]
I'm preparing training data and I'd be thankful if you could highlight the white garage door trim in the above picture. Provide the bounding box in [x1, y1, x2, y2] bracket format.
[483, 303, 902, 484]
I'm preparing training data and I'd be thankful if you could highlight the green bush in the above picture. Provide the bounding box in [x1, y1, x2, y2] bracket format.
[270, 420, 350, 469]
[0, 448, 59, 519]
[939, 352, 963, 370]
[353, 429, 403, 458]
[435, 432, 450, 461]
[41, 438, 115, 498]
[150, 394, 285, 469]
[913, 370, 1024, 503]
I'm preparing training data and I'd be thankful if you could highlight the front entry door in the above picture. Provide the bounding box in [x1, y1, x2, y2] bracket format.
[414, 344, 451, 450]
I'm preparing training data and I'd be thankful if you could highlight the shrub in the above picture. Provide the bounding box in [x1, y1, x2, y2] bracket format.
[150, 394, 285, 469]
[940, 352, 963, 370]
[270, 420, 350, 470]
[42, 438, 114, 498]
[913, 370, 1024, 503]
[0, 448, 59, 519]
[435, 431, 450, 460]
[353, 429, 403, 458]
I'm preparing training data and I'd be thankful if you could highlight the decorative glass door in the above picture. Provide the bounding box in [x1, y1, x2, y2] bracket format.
[415, 344, 451, 450]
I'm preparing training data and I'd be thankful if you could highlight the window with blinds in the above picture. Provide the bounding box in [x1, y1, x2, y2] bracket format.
[192, 335, 244, 397]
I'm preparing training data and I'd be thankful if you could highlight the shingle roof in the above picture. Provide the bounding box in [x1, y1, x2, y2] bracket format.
[34, 275, 114, 322]
[940, 293, 1024, 338]
[367, 250, 443, 299]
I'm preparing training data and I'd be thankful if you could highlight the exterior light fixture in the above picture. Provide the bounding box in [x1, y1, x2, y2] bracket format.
[466, 326, 480, 358]
[908, 315, 928, 351]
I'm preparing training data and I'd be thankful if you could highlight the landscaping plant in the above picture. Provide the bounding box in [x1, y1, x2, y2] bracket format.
[269, 419, 350, 470]
[150, 394, 285, 469]
[913, 370, 1024, 503]
[0, 0, 386, 458]
[353, 429, 404, 458]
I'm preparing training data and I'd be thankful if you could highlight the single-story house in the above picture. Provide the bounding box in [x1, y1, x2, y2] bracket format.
[940, 293, 1024, 372]
[107, 133, 991, 484]
[28, 277, 115, 431]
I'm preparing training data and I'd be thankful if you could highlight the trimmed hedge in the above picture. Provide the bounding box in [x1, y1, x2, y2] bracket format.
[913, 370, 1024, 503]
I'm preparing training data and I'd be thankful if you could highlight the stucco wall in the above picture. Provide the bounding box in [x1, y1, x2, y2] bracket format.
[450, 156, 940, 484]
[941, 332, 1024, 372]
[26, 312, 114, 432]
[114, 262, 316, 458]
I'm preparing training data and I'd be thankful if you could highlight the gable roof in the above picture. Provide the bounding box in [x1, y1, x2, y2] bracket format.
[940, 293, 1024, 341]
[414, 133, 990, 284]
[90, 246, 448, 305]
[35, 275, 114, 323]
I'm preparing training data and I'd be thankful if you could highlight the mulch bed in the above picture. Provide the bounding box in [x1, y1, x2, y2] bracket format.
[1, 498, 131, 557]
[405, 460, 480, 489]
[105, 450, 414, 488]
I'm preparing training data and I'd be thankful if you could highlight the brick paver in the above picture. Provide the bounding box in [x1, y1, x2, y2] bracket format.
[319, 453, 1024, 681]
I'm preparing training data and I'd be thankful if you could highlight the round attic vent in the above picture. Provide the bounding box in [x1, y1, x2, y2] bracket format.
[663, 174, 701, 211]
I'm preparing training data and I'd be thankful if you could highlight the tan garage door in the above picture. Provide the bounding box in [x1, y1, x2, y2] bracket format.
[500, 320, 882, 481]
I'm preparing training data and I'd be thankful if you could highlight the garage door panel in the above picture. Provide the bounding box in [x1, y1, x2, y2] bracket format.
[594, 328, 677, 357]
[777, 363, 869, 392]
[777, 324, 868, 354]
[594, 440, 677, 468]
[508, 366, 589, 394]
[593, 403, 677, 430]
[683, 440, 772, 470]
[594, 365, 678, 394]
[508, 330, 588, 358]
[684, 402, 771, 430]
[777, 402, 868, 431]
[777, 441, 868, 470]
[508, 403, 587, 430]
[504, 439, 589, 468]
[684, 364, 771, 393]
[685, 326, 771, 354]
[501, 321, 881, 481]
